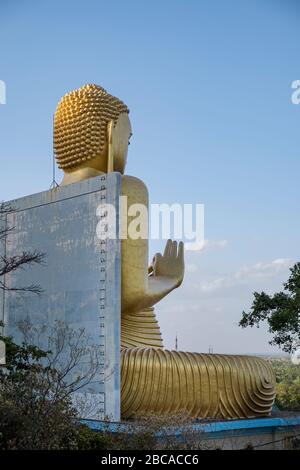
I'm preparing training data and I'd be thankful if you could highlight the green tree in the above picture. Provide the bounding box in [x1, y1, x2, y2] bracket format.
[0, 324, 76, 449]
[271, 361, 300, 411]
[0, 321, 103, 450]
[239, 262, 300, 353]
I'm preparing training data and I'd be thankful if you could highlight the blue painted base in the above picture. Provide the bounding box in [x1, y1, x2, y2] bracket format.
[81, 414, 300, 449]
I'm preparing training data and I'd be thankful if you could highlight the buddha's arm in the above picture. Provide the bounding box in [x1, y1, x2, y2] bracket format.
[121, 175, 184, 314]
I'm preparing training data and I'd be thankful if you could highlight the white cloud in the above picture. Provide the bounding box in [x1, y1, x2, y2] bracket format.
[198, 258, 292, 293]
[156, 255, 294, 354]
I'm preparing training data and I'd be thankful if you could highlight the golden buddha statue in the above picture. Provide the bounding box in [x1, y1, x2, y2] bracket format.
[54, 84, 276, 419]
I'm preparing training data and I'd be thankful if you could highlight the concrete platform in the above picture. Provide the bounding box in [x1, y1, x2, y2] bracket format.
[82, 413, 300, 449]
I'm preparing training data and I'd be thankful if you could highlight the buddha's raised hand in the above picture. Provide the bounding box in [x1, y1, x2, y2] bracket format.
[151, 239, 184, 287]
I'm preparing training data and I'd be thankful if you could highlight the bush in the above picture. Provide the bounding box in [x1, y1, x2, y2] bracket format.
[0, 330, 79, 449]
[271, 360, 300, 411]
[78, 414, 206, 451]
[0, 321, 102, 450]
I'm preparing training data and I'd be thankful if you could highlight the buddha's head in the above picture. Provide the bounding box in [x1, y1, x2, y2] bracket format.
[54, 84, 131, 179]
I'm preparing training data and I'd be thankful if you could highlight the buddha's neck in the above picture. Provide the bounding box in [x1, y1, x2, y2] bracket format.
[60, 167, 105, 186]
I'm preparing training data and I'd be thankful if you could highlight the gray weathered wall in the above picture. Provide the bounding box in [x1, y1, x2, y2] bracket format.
[1, 174, 121, 421]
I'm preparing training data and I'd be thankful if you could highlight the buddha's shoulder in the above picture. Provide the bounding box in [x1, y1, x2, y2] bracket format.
[121, 174, 148, 196]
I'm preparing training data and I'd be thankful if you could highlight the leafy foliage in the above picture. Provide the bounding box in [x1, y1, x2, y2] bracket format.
[77, 414, 207, 451]
[271, 360, 300, 411]
[240, 263, 300, 352]
[0, 326, 77, 449]
[0, 322, 104, 450]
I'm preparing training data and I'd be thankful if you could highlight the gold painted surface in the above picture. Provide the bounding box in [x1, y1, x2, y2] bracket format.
[54, 84, 130, 185]
[54, 84, 276, 419]
[121, 349, 275, 419]
[121, 308, 163, 349]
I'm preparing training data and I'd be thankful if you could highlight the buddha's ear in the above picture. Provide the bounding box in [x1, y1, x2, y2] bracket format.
[107, 120, 114, 173]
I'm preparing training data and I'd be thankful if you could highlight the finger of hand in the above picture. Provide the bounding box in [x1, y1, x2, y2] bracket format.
[153, 253, 162, 264]
[153, 253, 162, 274]
[178, 241, 184, 262]
[171, 240, 178, 257]
[164, 239, 172, 257]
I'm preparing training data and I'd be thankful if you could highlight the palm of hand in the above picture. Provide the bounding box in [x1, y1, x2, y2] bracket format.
[151, 239, 184, 286]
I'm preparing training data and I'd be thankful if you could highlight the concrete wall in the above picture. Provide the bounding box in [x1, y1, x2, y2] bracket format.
[1, 174, 121, 421]
[83, 415, 300, 450]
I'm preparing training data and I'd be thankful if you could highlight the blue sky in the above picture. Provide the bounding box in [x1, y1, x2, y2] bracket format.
[0, 0, 299, 353]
